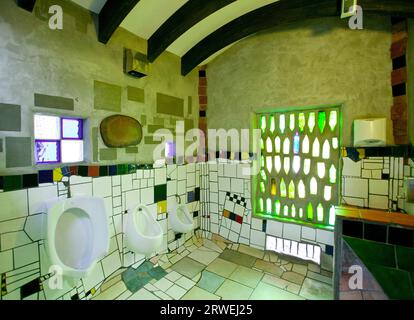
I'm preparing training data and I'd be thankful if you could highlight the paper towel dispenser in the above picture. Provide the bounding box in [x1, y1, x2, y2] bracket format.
[353, 118, 386, 147]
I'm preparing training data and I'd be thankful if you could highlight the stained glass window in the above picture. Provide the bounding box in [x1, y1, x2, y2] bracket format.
[34, 115, 84, 164]
[255, 106, 340, 228]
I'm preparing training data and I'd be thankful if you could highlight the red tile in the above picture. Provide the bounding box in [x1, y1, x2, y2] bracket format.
[88, 166, 99, 177]
[235, 215, 243, 224]
[69, 166, 78, 176]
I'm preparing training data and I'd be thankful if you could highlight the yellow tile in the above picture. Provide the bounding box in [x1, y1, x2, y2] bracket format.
[157, 200, 167, 214]
[53, 168, 63, 182]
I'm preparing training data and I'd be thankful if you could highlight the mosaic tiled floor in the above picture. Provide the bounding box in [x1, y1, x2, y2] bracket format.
[92, 234, 334, 300]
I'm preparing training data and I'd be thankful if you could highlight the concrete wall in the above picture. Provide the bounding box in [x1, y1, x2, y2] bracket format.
[0, 0, 198, 175]
[408, 19, 414, 144]
[207, 16, 393, 147]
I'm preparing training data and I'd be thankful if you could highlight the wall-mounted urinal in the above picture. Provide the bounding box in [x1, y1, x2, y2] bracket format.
[169, 197, 193, 234]
[45, 196, 109, 280]
[124, 204, 163, 255]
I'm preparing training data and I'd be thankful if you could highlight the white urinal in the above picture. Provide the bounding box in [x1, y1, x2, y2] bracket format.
[45, 196, 109, 279]
[169, 199, 193, 234]
[124, 204, 163, 255]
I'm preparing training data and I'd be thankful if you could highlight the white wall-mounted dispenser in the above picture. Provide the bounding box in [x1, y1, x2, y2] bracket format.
[353, 118, 386, 147]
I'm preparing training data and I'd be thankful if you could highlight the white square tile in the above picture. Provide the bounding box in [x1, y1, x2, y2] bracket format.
[113, 196, 122, 207]
[0, 250, 14, 274]
[342, 157, 361, 177]
[154, 277, 174, 291]
[128, 288, 160, 300]
[210, 192, 218, 204]
[369, 195, 388, 210]
[316, 229, 334, 245]
[283, 223, 301, 242]
[0, 217, 26, 234]
[82, 261, 105, 292]
[266, 220, 283, 237]
[218, 177, 230, 191]
[166, 284, 187, 300]
[92, 177, 112, 198]
[70, 176, 92, 185]
[101, 251, 121, 278]
[177, 180, 186, 195]
[211, 223, 219, 234]
[112, 176, 121, 186]
[1, 231, 31, 251]
[231, 178, 244, 194]
[71, 182, 93, 197]
[121, 174, 133, 192]
[250, 229, 266, 247]
[223, 164, 237, 177]
[13, 242, 39, 269]
[113, 186, 121, 197]
[175, 276, 195, 290]
[240, 223, 250, 239]
[141, 187, 154, 205]
[136, 170, 143, 179]
[143, 170, 150, 178]
[301, 226, 316, 241]
[28, 186, 57, 215]
[187, 173, 196, 187]
[177, 165, 187, 180]
[224, 200, 235, 212]
[229, 230, 239, 243]
[343, 178, 368, 198]
[369, 180, 388, 195]
[167, 181, 176, 196]
[155, 168, 167, 186]
[165, 271, 182, 282]
[0, 190, 28, 222]
[210, 182, 218, 192]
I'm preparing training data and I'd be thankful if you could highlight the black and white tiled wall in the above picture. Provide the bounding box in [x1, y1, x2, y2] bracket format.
[0, 164, 200, 300]
[341, 156, 414, 211]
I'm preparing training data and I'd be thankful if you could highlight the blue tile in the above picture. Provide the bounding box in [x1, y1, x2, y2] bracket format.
[38, 170, 53, 183]
[109, 165, 117, 176]
[187, 191, 195, 203]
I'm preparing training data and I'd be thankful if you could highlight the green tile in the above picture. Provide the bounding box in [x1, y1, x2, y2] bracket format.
[396, 246, 414, 272]
[156, 93, 184, 117]
[366, 264, 414, 300]
[343, 236, 396, 268]
[34, 93, 74, 110]
[219, 249, 257, 268]
[3, 175, 23, 191]
[99, 148, 117, 161]
[117, 164, 128, 175]
[154, 184, 167, 202]
[77, 166, 88, 177]
[127, 86, 145, 103]
[6, 137, 32, 168]
[0, 103, 21, 131]
[197, 271, 225, 293]
[171, 257, 205, 279]
[92, 127, 98, 162]
[99, 166, 108, 176]
[94, 80, 121, 112]
[125, 147, 138, 154]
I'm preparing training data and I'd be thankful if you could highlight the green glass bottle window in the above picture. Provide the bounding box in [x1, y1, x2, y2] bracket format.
[266, 137, 273, 153]
[289, 114, 295, 131]
[271, 178, 277, 196]
[283, 157, 290, 174]
[275, 200, 281, 215]
[291, 204, 296, 218]
[293, 132, 300, 154]
[260, 181, 265, 194]
[312, 138, 320, 158]
[293, 156, 301, 173]
[261, 155, 265, 167]
[283, 137, 290, 154]
[298, 113, 305, 132]
[324, 186, 332, 201]
[274, 156, 282, 173]
[310, 177, 317, 195]
[329, 111, 337, 131]
[275, 136, 281, 153]
[298, 180, 306, 199]
[260, 138, 264, 151]
[280, 178, 287, 198]
[283, 205, 289, 216]
[266, 156, 273, 173]
[279, 114, 286, 134]
[303, 158, 311, 175]
[329, 164, 336, 184]
[308, 112, 316, 133]
[260, 115, 266, 133]
[299, 208, 304, 218]
[258, 198, 264, 212]
[288, 180, 295, 199]
[270, 115, 276, 133]
[322, 140, 330, 159]
[317, 203, 324, 222]
[318, 111, 326, 133]
[307, 203, 314, 220]
[266, 198, 272, 214]
[332, 137, 339, 150]
[260, 169, 267, 182]
[317, 162, 325, 179]
[302, 135, 309, 154]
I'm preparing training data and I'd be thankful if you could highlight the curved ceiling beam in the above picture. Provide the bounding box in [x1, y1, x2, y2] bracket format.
[181, 0, 414, 76]
[147, 0, 236, 62]
[181, 0, 338, 75]
[98, 0, 140, 44]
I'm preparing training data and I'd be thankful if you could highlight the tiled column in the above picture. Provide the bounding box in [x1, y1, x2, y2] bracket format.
[198, 67, 208, 160]
[390, 18, 408, 145]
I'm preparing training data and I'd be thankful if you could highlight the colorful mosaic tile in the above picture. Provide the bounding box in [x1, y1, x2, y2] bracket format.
[157, 200, 167, 214]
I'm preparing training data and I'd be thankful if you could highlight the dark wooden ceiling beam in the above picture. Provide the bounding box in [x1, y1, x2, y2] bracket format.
[147, 0, 236, 62]
[181, 0, 414, 76]
[98, 0, 140, 44]
[16, 0, 36, 12]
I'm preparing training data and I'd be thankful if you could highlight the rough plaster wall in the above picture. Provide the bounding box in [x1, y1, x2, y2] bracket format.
[0, 0, 198, 174]
[408, 19, 414, 145]
[207, 16, 393, 146]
